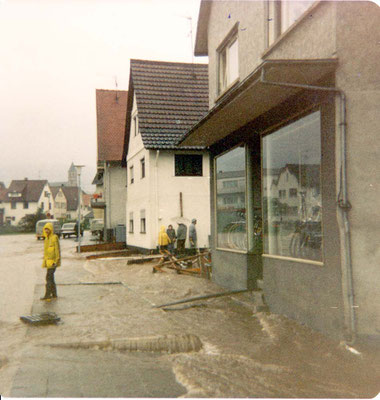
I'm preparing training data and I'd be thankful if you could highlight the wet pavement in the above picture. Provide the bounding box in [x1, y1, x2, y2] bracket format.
[1, 233, 380, 398]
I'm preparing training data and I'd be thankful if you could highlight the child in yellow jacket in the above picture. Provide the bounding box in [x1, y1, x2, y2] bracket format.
[41, 222, 61, 301]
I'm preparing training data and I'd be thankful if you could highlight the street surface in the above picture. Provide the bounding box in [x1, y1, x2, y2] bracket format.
[0, 232, 380, 397]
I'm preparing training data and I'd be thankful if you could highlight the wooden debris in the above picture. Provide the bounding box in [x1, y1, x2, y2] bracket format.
[127, 255, 163, 265]
[152, 250, 211, 277]
[155, 289, 250, 309]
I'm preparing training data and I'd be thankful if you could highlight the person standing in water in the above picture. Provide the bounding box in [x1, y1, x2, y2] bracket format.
[41, 222, 61, 301]
[158, 225, 171, 252]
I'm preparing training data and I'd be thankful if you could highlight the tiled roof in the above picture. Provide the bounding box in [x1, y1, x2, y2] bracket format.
[96, 89, 128, 162]
[5, 179, 47, 202]
[0, 186, 7, 201]
[129, 59, 208, 150]
[50, 186, 60, 199]
[61, 186, 79, 211]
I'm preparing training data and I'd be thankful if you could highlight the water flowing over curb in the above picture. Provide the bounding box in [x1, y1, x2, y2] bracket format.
[44, 333, 203, 354]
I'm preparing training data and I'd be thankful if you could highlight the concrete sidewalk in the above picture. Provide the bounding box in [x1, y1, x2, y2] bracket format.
[8, 249, 380, 398]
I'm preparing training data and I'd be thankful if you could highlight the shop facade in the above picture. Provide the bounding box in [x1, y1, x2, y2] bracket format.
[180, 1, 380, 340]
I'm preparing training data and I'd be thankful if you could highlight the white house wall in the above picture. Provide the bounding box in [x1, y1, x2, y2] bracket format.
[151, 150, 211, 249]
[104, 164, 127, 230]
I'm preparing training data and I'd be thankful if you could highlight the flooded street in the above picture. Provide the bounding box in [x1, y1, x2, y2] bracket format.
[0, 234, 39, 322]
[1, 233, 380, 397]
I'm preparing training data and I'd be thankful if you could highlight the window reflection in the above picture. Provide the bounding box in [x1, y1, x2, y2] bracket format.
[263, 111, 322, 261]
[215, 146, 247, 250]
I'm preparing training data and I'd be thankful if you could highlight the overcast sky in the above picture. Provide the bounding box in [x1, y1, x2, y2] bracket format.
[0, 0, 206, 192]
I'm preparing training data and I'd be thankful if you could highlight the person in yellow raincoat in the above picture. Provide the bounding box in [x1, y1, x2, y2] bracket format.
[158, 225, 171, 252]
[41, 222, 61, 301]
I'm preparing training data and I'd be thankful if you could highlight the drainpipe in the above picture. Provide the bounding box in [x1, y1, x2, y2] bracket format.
[155, 150, 160, 248]
[260, 68, 355, 343]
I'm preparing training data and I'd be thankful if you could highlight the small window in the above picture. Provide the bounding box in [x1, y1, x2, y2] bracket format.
[44, 191, 49, 198]
[175, 154, 203, 177]
[218, 30, 239, 95]
[133, 114, 139, 137]
[129, 212, 134, 233]
[140, 210, 146, 233]
[11, 202, 16, 210]
[140, 158, 145, 179]
[23, 202, 29, 209]
[289, 188, 298, 198]
[40, 202, 44, 210]
[130, 165, 134, 184]
[279, 190, 286, 199]
[267, 0, 315, 47]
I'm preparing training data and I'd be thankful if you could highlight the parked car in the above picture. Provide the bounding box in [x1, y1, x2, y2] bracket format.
[36, 219, 61, 240]
[90, 219, 104, 235]
[61, 222, 83, 238]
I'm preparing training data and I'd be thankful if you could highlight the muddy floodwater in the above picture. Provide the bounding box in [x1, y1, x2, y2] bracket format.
[1, 233, 380, 398]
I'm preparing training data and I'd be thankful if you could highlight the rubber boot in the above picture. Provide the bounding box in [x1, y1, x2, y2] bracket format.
[40, 283, 52, 301]
[51, 283, 57, 299]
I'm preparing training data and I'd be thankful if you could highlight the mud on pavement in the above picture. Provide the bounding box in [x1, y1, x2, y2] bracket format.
[2, 240, 380, 398]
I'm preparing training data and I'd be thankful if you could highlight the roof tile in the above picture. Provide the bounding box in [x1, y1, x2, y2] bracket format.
[130, 59, 208, 150]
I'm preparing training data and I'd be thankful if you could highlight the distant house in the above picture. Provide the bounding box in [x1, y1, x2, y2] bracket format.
[122, 59, 210, 252]
[3, 179, 53, 225]
[61, 186, 80, 221]
[180, 0, 380, 341]
[50, 186, 68, 220]
[0, 182, 7, 225]
[92, 89, 128, 238]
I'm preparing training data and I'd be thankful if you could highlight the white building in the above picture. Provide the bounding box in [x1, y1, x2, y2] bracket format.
[3, 179, 53, 225]
[122, 60, 211, 252]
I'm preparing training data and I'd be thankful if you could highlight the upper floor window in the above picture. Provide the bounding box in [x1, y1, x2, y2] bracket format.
[217, 25, 239, 96]
[23, 202, 29, 209]
[133, 114, 139, 137]
[267, 1, 315, 47]
[140, 157, 145, 179]
[130, 165, 134, 184]
[175, 154, 203, 177]
[11, 202, 17, 210]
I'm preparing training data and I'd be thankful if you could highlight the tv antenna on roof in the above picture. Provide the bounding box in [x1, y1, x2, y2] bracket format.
[114, 76, 119, 102]
[178, 15, 194, 64]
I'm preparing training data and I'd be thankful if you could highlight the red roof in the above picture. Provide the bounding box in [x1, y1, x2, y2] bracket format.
[96, 89, 128, 162]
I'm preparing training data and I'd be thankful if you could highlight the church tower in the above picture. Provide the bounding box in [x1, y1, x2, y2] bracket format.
[68, 162, 78, 186]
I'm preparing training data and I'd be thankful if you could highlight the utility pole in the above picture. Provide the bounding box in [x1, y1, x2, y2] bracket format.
[74, 165, 85, 253]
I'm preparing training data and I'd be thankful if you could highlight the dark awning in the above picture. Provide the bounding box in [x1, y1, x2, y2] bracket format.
[92, 170, 104, 185]
[179, 59, 338, 147]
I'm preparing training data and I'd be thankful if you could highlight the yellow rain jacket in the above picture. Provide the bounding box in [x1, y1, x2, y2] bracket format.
[42, 222, 61, 269]
[158, 226, 171, 246]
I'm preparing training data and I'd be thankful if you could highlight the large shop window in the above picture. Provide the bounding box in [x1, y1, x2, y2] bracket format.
[262, 111, 322, 262]
[215, 145, 247, 251]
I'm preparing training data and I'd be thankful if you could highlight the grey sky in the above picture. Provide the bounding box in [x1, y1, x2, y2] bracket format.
[0, 0, 205, 193]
